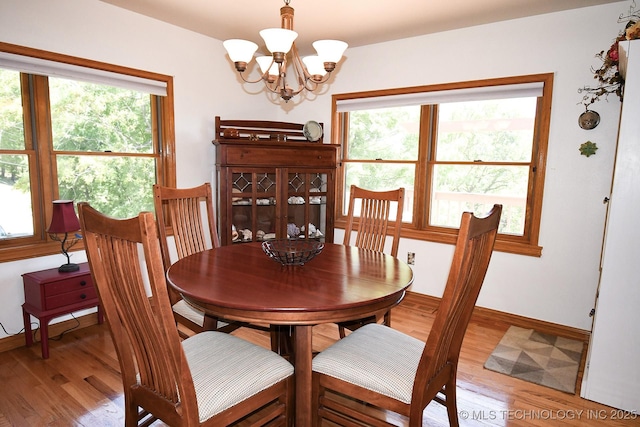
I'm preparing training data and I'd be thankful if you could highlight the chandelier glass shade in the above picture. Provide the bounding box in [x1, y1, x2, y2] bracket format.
[223, 0, 348, 102]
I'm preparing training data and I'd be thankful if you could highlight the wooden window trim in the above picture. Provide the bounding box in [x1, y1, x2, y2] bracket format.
[0, 42, 175, 263]
[332, 74, 552, 257]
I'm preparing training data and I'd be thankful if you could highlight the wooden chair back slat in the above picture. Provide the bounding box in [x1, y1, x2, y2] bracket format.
[343, 185, 405, 257]
[412, 204, 502, 414]
[78, 203, 199, 424]
[153, 183, 219, 269]
[168, 197, 208, 259]
[153, 183, 219, 306]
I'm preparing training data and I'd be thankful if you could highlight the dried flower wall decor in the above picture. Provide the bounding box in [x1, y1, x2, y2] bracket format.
[579, 1, 640, 108]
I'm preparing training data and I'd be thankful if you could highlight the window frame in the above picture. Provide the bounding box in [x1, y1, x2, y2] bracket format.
[332, 74, 553, 257]
[0, 42, 176, 263]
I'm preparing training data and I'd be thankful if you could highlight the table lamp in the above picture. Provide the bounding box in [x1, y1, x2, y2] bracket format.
[48, 200, 81, 272]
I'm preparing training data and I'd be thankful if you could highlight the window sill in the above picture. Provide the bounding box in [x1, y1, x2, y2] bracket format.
[0, 240, 86, 263]
[403, 229, 541, 257]
[336, 221, 542, 257]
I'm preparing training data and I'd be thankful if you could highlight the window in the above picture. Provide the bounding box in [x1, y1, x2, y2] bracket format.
[0, 43, 175, 262]
[334, 74, 552, 256]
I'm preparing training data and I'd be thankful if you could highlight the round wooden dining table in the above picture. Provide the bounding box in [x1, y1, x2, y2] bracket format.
[166, 242, 414, 426]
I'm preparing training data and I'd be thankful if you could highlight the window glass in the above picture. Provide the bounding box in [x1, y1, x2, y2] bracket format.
[348, 106, 419, 160]
[56, 155, 155, 218]
[0, 70, 25, 150]
[431, 97, 537, 235]
[344, 163, 415, 221]
[336, 75, 551, 256]
[430, 164, 528, 234]
[49, 78, 156, 218]
[344, 106, 418, 221]
[436, 98, 535, 162]
[49, 78, 153, 153]
[0, 69, 33, 239]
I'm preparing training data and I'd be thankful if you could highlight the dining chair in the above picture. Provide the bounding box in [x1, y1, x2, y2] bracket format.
[154, 183, 254, 336]
[339, 184, 405, 337]
[153, 183, 228, 335]
[78, 203, 294, 427]
[312, 204, 502, 427]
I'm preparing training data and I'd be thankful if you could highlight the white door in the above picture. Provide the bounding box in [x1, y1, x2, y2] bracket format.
[580, 40, 640, 413]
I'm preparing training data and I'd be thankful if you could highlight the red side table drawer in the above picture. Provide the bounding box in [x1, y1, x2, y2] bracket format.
[45, 287, 98, 310]
[43, 275, 93, 298]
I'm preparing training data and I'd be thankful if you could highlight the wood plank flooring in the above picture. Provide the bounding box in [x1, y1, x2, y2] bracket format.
[0, 292, 638, 426]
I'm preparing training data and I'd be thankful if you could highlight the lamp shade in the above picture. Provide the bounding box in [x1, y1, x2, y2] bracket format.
[313, 40, 348, 63]
[302, 56, 327, 76]
[256, 56, 280, 76]
[223, 39, 259, 63]
[260, 28, 298, 53]
[48, 200, 80, 233]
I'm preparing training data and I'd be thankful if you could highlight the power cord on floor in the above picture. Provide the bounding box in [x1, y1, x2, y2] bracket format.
[0, 313, 81, 342]
[0, 321, 32, 336]
[47, 313, 81, 341]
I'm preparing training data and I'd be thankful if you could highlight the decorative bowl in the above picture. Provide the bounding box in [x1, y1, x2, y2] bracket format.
[262, 239, 324, 266]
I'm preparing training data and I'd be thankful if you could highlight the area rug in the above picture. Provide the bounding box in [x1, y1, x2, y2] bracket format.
[484, 326, 584, 394]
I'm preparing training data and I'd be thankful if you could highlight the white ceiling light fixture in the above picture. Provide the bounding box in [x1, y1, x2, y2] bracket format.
[223, 0, 348, 102]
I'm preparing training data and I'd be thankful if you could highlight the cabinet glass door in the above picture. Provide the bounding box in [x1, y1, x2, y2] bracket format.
[285, 171, 329, 241]
[230, 170, 277, 243]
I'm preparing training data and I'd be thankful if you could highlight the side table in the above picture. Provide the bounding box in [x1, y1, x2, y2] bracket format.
[22, 262, 103, 359]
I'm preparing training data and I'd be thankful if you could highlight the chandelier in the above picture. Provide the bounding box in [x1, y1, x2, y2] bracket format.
[223, 0, 348, 102]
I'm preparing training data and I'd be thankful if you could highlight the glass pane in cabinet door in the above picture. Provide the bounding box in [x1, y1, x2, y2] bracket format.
[231, 172, 253, 242]
[231, 171, 277, 243]
[286, 172, 328, 241]
[255, 172, 277, 241]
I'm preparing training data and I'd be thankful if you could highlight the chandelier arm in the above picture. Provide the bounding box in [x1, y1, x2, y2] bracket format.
[266, 46, 303, 101]
[304, 78, 320, 92]
[311, 72, 333, 85]
[290, 42, 334, 90]
[291, 43, 311, 79]
[238, 71, 268, 85]
[260, 66, 284, 94]
[289, 43, 319, 91]
[264, 81, 283, 95]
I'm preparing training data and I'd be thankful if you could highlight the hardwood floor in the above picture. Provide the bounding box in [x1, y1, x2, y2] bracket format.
[1, 292, 638, 427]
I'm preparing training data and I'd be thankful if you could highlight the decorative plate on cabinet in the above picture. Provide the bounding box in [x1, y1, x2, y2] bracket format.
[303, 121, 323, 142]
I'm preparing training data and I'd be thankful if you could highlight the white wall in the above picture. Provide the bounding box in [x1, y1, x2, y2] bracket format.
[0, 0, 278, 338]
[0, 0, 627, 338]
[281, 3, 626, 330]
[321, 4, 625, 331]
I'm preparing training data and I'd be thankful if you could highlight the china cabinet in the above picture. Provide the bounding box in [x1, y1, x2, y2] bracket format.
[213, 117, 340, 246]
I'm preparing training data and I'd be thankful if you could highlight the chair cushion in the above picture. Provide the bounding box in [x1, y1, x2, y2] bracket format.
[183, 331, 294, 422]
[312, 323, 424, 404]
[173, 299, 205, 326]
[173, 300, 232, 330]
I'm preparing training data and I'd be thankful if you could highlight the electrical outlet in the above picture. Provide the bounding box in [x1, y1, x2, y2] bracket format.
[407, 252, 415, 265]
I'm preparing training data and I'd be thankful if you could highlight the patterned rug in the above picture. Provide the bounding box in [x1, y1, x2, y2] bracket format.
[484, 326, 584, 394]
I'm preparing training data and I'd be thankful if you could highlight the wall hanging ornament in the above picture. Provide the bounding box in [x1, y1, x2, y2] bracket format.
[578, 109, 601, 130]
[579, 141, 599, 157]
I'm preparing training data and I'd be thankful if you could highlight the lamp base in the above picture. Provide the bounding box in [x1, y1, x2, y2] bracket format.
[58, 263, 80, 273]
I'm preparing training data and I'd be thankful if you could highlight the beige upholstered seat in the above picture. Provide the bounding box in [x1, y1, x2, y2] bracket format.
[78, 203, 294, 427]
[313, 204, 502, 427]
[339, 184, 405, 338]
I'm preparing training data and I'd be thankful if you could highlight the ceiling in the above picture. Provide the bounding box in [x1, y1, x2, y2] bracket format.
[100, 0, 623, 55]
